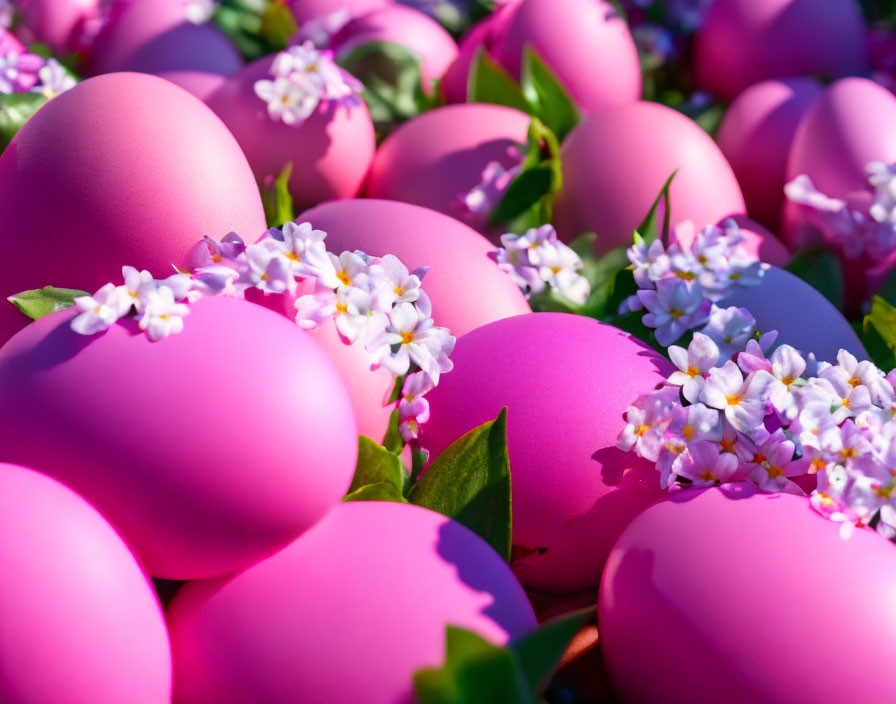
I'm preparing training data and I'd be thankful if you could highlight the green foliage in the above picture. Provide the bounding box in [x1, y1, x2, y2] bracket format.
[212, 0, 295, 61]
[0, 92, 48, 152]
[260, 163, 295, 228]
[8, 286, 88, 320]
[468, 47, 530, 113]
[636, 170, 678, 245]
[786, 248, 845, 311]
[347, 436, 407, 495]
[863, 296, 896, 371]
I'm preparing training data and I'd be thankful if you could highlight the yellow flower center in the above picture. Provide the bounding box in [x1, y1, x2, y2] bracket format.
[337, 271, 351, 286]
[726, 394, 742, 406]
[394, 286, 405, 296]
[682, 424, 694, 441]
[686, 366, 700, 378]
[766, 465, 783, 479]
[335, 303, 348, 313]
[848, 377, 862, 388]
[781, 376, 795, 386]
[699, 470, 717, 482]
[637, 424, 649, 437]
[675, 270, 696, 281]
[720, 438, 736, 453]
[401, 331, 415, 345]
[669, 308, 685, 319]
[810, 458, 826, 474]
[285, 252, 301, 262]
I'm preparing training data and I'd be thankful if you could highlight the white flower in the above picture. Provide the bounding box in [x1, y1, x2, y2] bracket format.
[628, 238, 670, 288]
[701, 305, 757, 359]
[700, 361, 775, 435]
[617, 385, 681, 462]
[243, 241, 297, 295]
[268, 221, 336, 282]
[70, 283, 131, 335]
[368, 301, 445, 380]
[35, 58, 76, 98]
[136, 286, 190, 341]
[183, 0, 216, 24]
[329, 250, 370, 291]
[333, 287, 389, 345]
[254, 73, 320, 125]
[369, 254, 426, 308]
[667, 332, 720, 403]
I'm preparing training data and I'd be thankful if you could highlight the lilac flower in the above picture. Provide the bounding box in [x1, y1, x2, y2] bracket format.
[136, 286, 190, 341]
[0, 51, 44, 94]
[369, 254, 426, 308]
[35, 59, 76, 98]
[267, 221, 335, 282]
[333, 287, 389, 346]
[70, 283, 131, 335]
[674, 441, 742, 488]
[700, 361, 775, 436]
[457, 159, 522, 228]
[295, 283, 339, 330]
[617, 385, 682, 462]
[638, 278, 711, 346]
[329, 250, 370, 291]
[744, 430, 804, 494]
[628, 238, 671, 288]
[701, 306, 757, 359]
[398, 371, 435, 442]
[254, 73, 320, 125]
[369, 302, 445, 379]
[244, 241, 297, 295]
[667, 333, 720, 403]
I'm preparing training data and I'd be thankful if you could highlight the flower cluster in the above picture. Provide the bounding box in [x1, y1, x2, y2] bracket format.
[495, 224, 590, 305]
[294, 9, 351, 48]
[456, 158, 523, 230]
[0, 33, 76, 98]
[620, 220, 764, 347]
[785, 161, 896, 260]
[254, 41, 363, 127]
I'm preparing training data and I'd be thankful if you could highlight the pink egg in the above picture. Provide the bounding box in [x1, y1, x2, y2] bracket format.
[0, 297, 358, 579]
[0, 464, 171, 703]
[332, 4, 458, 91]
[299, 198, 532, 336]
[717, 77, 823, 231]
[289, 0, 392, 24]
[554, 102, 746, 255]
[720, 265, 866, 362]
[421, 313, 673, 593]
[364, 103, 532, 239]
[154, 69, 227, 102]
[15, 0, 99, 55]
[87, 0, 242, 76]
[207, 57, 376, 213]
[669, 216, 791, 267]
[693, 0, 869, 102]
[599, 484, 896, 704]
[0, 72, 266, 346]
[490, 0, 640, 114]
[167, 501, 537, 704]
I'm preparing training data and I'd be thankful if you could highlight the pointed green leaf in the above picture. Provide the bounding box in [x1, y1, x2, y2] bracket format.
[636, 169, 678, 244]
[0, 92, 48, 152]
[408, 408, 511, 561]
[786, 248, 844, 311]
[510, 606, 595, 695]
[261, 162, 295, 228]
[348, 436, 406, 494]
[864, 296, 896, 368]
[520, 44, 580, 141]
[8, 286, 88, 320]
[381, 406, 405, 455]
[260, 0, 298, 51]
[467, 46, 530, 113]
[853, 317, 895, 372]
[342, 481, 408, 503]
[490, 165, 554, 224]
[414, 626, 532, 704]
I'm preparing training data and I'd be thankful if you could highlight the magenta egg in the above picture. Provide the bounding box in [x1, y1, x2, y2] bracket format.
[167, 501, 537, 704]
[489, 0, 641, 114]
[332, 4, 458, 91]
[153, 69, 228, 102]
[720, 265, 866, 362]
[0, 72, 266, 346]
[599, 484, 896, 704]
[421, 313, 673, 593]
[554, 101, 746, 255]
[693, 0, 869, 102]
[207, 57, 376, 213]
[0, 464, 171, 703]
[299, 198, 531, 336]
[717, 77, 823, 231]
[364, 103, 532, 239]
[289, 0, 391, 24]
[87, 0, 242, 76]
[0, 297, 358, 579]
[14, 0, 99, 55]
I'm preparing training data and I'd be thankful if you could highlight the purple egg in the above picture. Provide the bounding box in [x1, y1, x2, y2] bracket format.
[207, 57, 376, 213]
[0, 297, 359, 579]
[0, 464, 171, 703]
[554, 102, 746, 255]
[720, 265, 866, 362]
[693, 0, 869, 102]
[167, 501, 537, 704]
[87, 0, 242, 76]
[421, 313, 673, 593]
[364, 103, 532, 239]
[153, 69, 228, 102]
[717, 77, 823, 231]
[289, 0, 392, 24]
[332, 4, 458, 91]
[599, 484, 896, 704]
[14, 0, 100, 55]
[0, 72, 267, 346]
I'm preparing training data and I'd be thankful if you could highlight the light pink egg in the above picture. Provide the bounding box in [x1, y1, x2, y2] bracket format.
[167, 501, 537, 704]
[299, 198, 532, 336]
[289, 0, 392, 24]
[0, 464, 171, 703]
[717, 77, 823, 230]
[720, 265, 866, 362]
[421, 313, 673, 593]
[332, 4, 458, 91]
[693, 0, 869, 102]
[554, 101, 746, 255]
[153, 69, 228, 102]
[15, 0, 100, 54]
[87, 0, 242, 76]
[364, 103, 532, 240]
[600, 484, 896, 704]
[0, 72, 266, 346]
[207, 57, 375, 213]
[0, 297, 358, 579]
[669, 216, 791, 267]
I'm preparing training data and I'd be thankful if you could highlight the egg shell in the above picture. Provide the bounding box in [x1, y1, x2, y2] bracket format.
[154, 69, 228, 102]
[599, 484, 896, 704]
[167, 501, 537, 704]
[207, 57, 376, 213]
[0, 297, 358, 579]
[0, 464, 171, 703]
[288, 0, 392, 24]
[720, 265, 865, 362]
[299, 198, 532, 336]
[692, 0, 869, 102]
[421, 313, 673, 593]
[333, 4, 458, 90]
[717, 77, 823, 231]
[15, 0, 99, 55]
[554, 102, 746, 255]
[489, 0, 640, 114]
[87, 0, 242, 76]
[0, 72, 266, 346]
[364, 103, 532, 240]
[669, 215, 791, 267]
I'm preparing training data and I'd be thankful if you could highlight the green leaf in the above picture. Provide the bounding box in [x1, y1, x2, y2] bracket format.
[519, 44, 581, 141]
[348, 436, 406, 493]
[853, 318, 895, 372]
[0, 92, 48, 152]
[259, 0, 298, 51]
[8, 286, 88, 320]
[467, 46, 530, 113]
[408, 408, 512, 561]
[382, 406, 405, 455]
[636, 169, 678, 245]
[786, 248, 844, 311]
[414, 626, 532, 704]
[261, 162, 295, 228]
[864, 296, 896, 369]
[342, 481, 408, 503]
[490, 166, 554, 224]
[510, 607, 595, 695]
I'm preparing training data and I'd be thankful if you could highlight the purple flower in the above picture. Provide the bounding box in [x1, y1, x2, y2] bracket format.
[637, 278, 711, 346]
